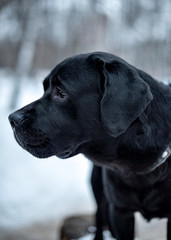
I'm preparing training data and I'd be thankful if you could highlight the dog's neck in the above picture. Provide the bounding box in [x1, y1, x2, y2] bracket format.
[82, 108, 171, 175]
[83, 136, 171, 177]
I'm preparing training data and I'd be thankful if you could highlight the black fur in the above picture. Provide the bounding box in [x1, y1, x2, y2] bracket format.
[9, 52, 171, 240]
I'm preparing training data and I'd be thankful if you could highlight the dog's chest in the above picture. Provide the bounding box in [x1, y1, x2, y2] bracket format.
[103, 168, 171, 219]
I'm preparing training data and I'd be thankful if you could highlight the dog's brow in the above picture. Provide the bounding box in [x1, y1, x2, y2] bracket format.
[43, 78, 49, 91]
[51, 75, 60, 84]
[51, 75, 63, 88]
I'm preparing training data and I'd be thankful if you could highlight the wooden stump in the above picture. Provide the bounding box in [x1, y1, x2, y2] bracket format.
[60, 214, 95, 240]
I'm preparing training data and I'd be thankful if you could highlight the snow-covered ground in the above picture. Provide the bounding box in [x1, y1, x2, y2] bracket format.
[0, 70, 168, 239]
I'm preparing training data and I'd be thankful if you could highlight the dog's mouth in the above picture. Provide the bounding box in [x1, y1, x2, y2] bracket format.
[57, 150, 73, 159]
[27, 137, 50, 149]
[13, 128, 55, 158]
[11, 120, 86, 159]
[13, 129, 76, 159]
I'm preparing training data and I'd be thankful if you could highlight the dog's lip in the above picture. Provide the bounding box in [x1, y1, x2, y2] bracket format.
[56, 140, 90, 159]
[57, 150, 73, 159]
[27, 138, 50, 149]
[13, 130, 51, 151]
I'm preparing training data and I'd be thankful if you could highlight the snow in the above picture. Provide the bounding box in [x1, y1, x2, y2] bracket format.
[77, 231, 114, 240]
[76, 231, 142, 240]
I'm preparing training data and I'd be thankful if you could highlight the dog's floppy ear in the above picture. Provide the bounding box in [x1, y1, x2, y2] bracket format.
[91, 53, 153, 137]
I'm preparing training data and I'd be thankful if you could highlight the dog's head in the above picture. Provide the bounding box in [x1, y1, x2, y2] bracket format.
[9, 52, 154, 170]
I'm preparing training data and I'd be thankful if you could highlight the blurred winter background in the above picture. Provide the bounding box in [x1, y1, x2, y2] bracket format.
[0, 0, 171, 239]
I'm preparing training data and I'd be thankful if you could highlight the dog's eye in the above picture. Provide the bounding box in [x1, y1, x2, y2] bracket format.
[55, 87, 66, 98]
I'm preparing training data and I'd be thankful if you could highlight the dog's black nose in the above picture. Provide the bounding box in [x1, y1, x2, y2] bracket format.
[8, 112, 24, 128]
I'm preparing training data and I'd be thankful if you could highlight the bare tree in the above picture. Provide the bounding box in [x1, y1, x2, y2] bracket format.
[9, 0, 41, 109]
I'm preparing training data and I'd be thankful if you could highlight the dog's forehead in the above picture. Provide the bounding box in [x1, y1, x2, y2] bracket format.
[54, 54, 89, 77]
[59, 57, 86, 77]
[48, 52, 116, 83]
[47, 53, 99, 90]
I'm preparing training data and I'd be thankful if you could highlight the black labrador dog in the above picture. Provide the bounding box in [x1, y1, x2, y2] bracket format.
[9, 52, 171, 240]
